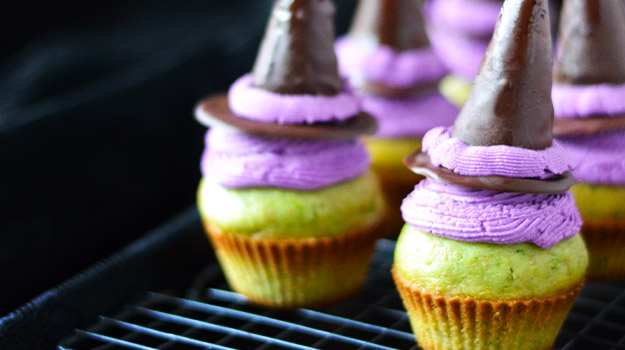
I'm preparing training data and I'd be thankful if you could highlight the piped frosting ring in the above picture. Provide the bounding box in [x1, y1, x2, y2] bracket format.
[404, 127, 575, 194]
[228, 74, 360, 125]
[553, 82, 625, 119]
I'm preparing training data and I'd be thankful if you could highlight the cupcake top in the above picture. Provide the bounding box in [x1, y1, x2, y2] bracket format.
[335, 0, 457, 138]
[402, 0, 581, 248]
[196, 0, 377, 191]
[551, 0, 625, 185]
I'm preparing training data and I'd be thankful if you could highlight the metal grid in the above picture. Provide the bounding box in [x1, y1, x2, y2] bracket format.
[59, 239, 625, 350]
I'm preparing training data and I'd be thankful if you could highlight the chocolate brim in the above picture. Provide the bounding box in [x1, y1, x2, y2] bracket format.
[553, 115, 625, 137]
[403, 151, 575, 194]
[195, 94, 377, 140]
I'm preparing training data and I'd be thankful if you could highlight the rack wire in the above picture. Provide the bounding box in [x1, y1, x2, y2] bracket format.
[59, 239, 625, 350]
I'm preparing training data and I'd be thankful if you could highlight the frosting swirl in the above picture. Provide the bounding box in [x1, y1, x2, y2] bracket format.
[201, 129, 370, 190]
[362, 93, 457, 138]
[228, 74, 360, 124]
[335, 38, 447, 88]
[423, 127, 571, 178]
[426, 0, 501, 37]
[401, 179, 582, 248]
[558, 128, 625, 185]
[553, 82, 625, 119]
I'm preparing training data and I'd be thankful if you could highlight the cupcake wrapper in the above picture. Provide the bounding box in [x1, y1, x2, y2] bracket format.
[580, 220, 625, 280]
[204, 221, 383, 308]
[393, 268, 583, 350]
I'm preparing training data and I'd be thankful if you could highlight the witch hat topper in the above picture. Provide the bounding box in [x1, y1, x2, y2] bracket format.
[195, 0, 377, 140]
[554, 0, 625, 86]
[453, 0, 554, 151]
[349, 0, 430, 52]
[404, 0, 575, 194]
[253, 0, 343, 95]
[551, 0, 625, 136]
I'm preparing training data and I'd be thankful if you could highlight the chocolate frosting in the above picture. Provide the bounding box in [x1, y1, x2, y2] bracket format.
[554, 0, 625, 85]
[349, 0, 429, 51]
[252, 0, 343, 95]
[452, 0, 554, 150]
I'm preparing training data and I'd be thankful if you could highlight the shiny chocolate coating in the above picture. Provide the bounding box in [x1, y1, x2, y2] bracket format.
[349, 0, 429, 51]
[404, 151, 575, 194]
[452, 0, 554, 150]
[553, 115, 625, 136]
[195, 95, 378, 140]
[554, 0, 625, 85]
[252, 0, 343, 95]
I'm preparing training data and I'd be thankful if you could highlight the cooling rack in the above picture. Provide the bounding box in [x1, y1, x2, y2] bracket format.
[59, 240, 625, 350]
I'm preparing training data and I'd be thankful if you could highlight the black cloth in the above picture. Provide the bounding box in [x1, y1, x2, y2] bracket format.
[0, 208, 212, 350]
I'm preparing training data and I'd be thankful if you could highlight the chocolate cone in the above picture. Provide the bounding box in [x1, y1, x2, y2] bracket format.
[452, 0, 554, 150]
[252, 0, 343, 96]
[554, 0, 625, 85]
[349, 0, 430, 52]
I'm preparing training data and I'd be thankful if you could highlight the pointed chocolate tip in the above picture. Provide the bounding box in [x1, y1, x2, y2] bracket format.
[349, 0, 430, 52]
[452, 0, 554, 150]
[554, 0, 625, 85]
[251, 0, 343, 96]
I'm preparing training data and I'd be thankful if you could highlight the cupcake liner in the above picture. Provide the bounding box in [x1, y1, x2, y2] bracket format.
[372, 165, 424, 239]
[393, 268, 583, 350]
[203, 221, 384, 308]
[580, 220, 625, 280]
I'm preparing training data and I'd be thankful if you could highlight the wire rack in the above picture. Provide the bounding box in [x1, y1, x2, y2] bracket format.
[58, 239, 625, 350]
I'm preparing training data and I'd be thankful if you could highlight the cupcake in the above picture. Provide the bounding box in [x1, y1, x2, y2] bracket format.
[335, 0, 458, 237]
[393, 1, 588, 349]
[425, 0, 503, 106]
[552, 0, 625, 280]
[195, 0, 387, 308]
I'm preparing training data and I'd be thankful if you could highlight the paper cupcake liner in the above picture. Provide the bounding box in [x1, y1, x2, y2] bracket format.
[580, 220, 625, 280]
[372, 166, 424, 239]
[204, 221, 384, 308]
[393, 268, 583, 350]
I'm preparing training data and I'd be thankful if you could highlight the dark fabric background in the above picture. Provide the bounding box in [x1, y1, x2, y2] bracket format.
[0, 0, 356, 317]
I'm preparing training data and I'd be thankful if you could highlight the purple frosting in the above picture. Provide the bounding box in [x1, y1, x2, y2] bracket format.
[335, 37, 371, 79]
[401, 179, 582, 248]
[228, 74, 360, 124]
[428, 28, 490, 81]
[557, 129, 625, 185]
[423, 127, 571, 178]
[201, 129, 370, 190]
[361, 92, 458, 138]
[335, 38, 448, 88]
[553, 82, 625, 119]
[426, 0, 502, 38]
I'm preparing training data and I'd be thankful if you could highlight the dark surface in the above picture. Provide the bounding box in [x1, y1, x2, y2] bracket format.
[0, 0, 358, 317]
